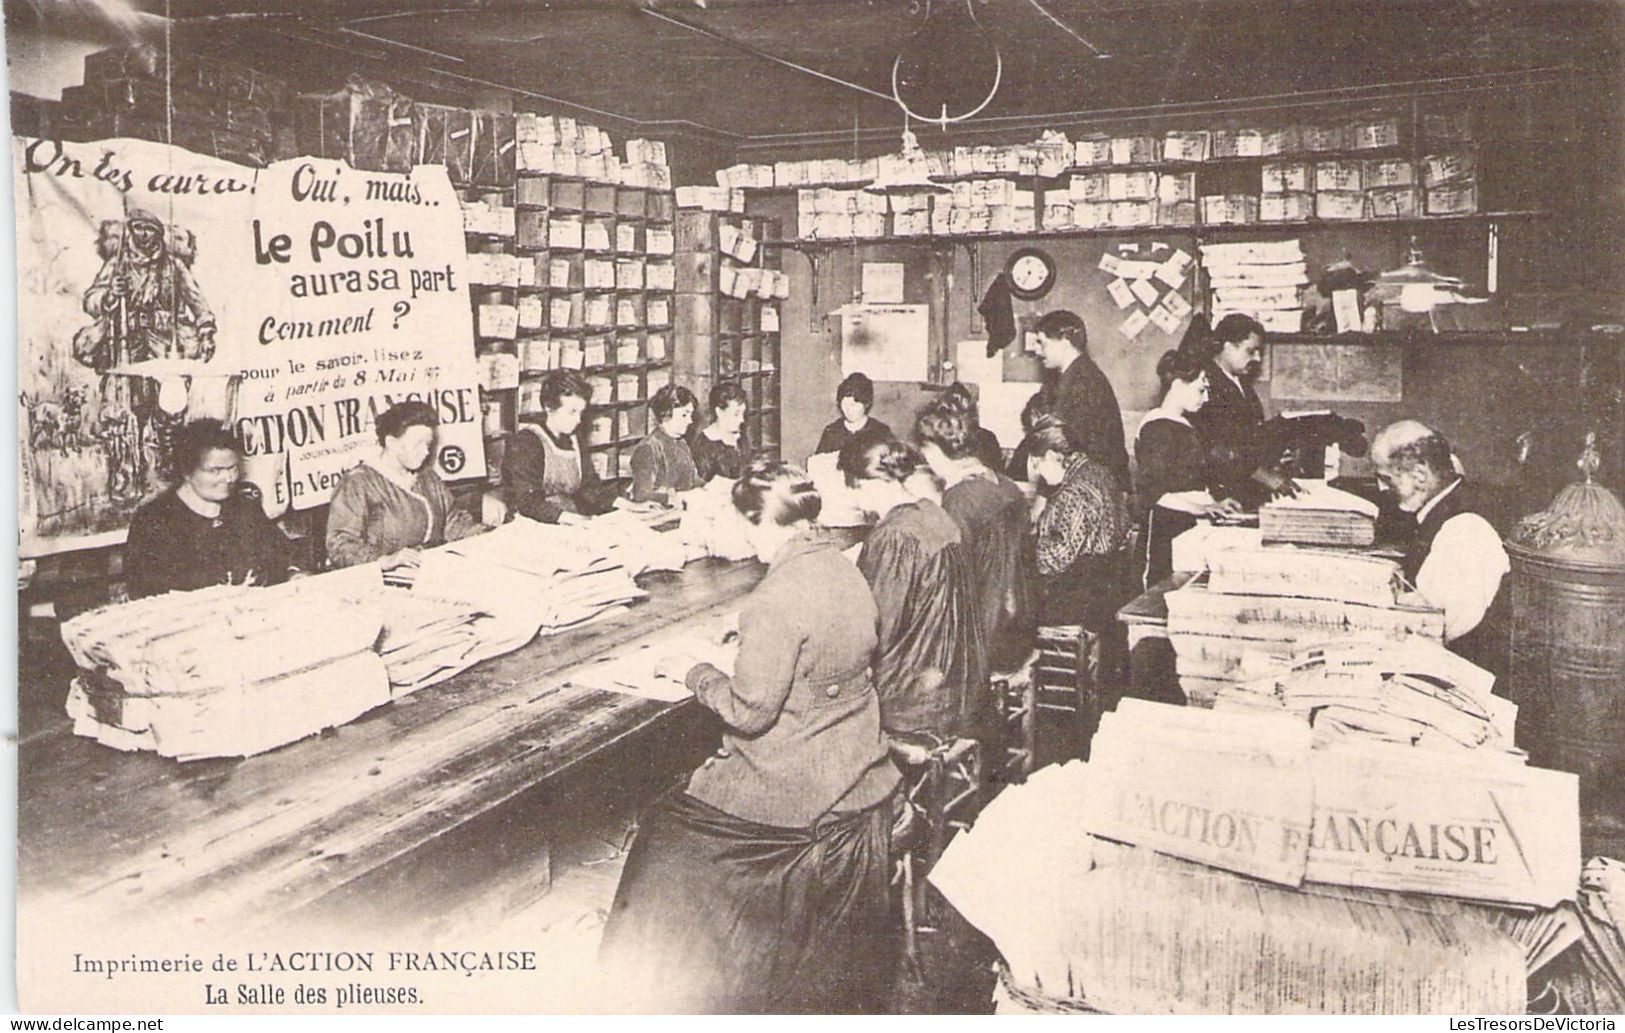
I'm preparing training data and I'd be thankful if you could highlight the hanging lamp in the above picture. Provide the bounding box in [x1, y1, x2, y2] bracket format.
[890, 0, 1003, 128]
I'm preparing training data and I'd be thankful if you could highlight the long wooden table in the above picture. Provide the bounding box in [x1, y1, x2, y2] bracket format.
[18, 557, 762, 936]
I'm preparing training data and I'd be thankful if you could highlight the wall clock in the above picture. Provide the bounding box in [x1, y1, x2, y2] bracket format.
[1005, 246, 1057, 301]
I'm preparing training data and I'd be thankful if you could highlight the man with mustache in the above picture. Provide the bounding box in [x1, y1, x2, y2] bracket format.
[1190, 313, 1298, 505]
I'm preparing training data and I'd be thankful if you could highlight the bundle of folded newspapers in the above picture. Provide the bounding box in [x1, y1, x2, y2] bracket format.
[1215, 637, 1520, 756]
[61, 574, 392, 761]
[931, 700, 1587, 1014]
[1165, 546, 1442, 704]
[1259, 480, 1378, 547]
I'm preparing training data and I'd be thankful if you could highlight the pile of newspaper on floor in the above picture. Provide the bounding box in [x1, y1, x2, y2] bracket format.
[932, 697, 1589, 1014]
[1165, 543, 1442, 705]
[59, 504, 745, 761]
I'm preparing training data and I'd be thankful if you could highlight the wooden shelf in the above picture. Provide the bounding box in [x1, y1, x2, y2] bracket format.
[1271, 329, 1567, 347]
[759, 210, 1547, 249]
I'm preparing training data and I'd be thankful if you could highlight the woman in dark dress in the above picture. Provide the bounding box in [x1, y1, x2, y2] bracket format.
[1005, 384, 1056, 483]
[1133, 349, 1241, 587]
[502, 370, 622, 525]
[840, 436, 987, 743]
[1025, 414, 1133, 636]
[629, 384, 701, 504]
[814, 371, 892, 455]
[689, 380, 749, 482]
[599, 461, 899, 1013]
[916, 401, 1034, 680]
[124, 420, 298, 599]
[940, 381, 1008, 473]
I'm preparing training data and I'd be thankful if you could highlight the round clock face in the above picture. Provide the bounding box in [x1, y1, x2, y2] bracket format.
[1006, 247, 1056, 300]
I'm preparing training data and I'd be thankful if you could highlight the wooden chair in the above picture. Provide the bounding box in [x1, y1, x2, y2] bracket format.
[889, 732, 984, 975]
[996, 624, 1106, 777]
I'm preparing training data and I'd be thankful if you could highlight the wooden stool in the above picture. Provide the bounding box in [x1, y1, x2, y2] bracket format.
[889, 734, 984, 974]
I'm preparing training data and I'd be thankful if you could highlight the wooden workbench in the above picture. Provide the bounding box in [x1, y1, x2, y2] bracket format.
[18, 556, 763, 937]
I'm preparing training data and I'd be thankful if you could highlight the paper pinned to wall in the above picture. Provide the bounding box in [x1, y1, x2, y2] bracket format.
[1107, 278, 1136, 309]
[841, 303, 930, 382]
[955, 337, 1004, 384]
[978, 382, 1038, 449]
[1121, 308, 1151, 339]
[861, 261, 907, 304]
[1130, 278, 1162, 307]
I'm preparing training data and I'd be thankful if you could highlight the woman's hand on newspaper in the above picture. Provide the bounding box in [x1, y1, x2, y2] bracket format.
[654, 649, 702, 682]
[382, 548, 422, 571]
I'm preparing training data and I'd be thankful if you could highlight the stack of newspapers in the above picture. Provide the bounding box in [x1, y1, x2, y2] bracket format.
[60, 575, 391, 760]
[1215, 637, 1521, 756]
[930, 700, 1587, 1013]
[1164, 546, 1442, 704]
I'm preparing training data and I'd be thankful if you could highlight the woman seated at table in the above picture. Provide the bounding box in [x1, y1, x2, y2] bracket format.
[814, 372, 892, 455]
[502, 370, 621, 525]
[940, 381, 1008, 473]
[916, 401, 1034, 679]
[601, 460, 899, 1013]
[1134, 348, 1242, 586]
[840, 436, 986, 742]
[630, 384, 701, 505]
[326, 401, 489, 570]
[1025, 413, 1133, 637]
[124, 420, 299, 599]
[689, 381, 749, 483]
[1005, 385, 1056, 483]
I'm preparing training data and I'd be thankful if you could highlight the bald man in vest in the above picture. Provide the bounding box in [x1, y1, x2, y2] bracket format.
[1370, 420, 1510, 675]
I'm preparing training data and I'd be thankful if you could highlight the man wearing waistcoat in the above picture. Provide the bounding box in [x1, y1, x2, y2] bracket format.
[1371, 420, 1510, 677]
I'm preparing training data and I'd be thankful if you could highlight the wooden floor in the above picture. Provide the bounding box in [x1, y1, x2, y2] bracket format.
[432, 779, 1002, 1014]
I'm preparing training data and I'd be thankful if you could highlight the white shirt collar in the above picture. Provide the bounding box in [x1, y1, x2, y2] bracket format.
[1415, 476, 1463, 525]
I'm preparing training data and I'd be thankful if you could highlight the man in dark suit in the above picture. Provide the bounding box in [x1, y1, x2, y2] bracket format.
[1034, 310, 1130, 490]
[1189, 313, 1297, 505]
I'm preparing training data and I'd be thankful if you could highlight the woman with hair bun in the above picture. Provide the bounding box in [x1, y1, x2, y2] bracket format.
[916, 401, 1034, 679]
[689, 380, 750, 482]
[1134, 348, 1240, 585]
[629, 383, 701, 504]
[325, 400, 488, 570]
[839, 436, 986, 742]
[939, 381, 1007, 472]
[503, 369, 623, 525]
[1023, 413, 1132, 635]
[600, 460, 899, 1013]
[123, 420, 298, 599]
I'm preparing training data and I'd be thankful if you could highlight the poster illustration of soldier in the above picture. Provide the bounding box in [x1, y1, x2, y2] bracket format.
[12, 135, 484, 555]
[72, 206, 219, 499]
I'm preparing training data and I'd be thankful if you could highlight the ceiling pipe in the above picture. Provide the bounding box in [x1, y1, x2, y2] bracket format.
[638, 6, 895, 104]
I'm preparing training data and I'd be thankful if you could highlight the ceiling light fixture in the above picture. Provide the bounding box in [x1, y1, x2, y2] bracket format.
[891, 0, 1003, 127]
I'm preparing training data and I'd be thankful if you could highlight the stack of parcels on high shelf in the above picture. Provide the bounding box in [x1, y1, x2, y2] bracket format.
[930, 698, 1590, 1014]
[1201, 238, 1308, 334]
[60, 574, 395, 761]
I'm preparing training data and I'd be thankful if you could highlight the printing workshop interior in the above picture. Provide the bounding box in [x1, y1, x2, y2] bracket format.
[7, 0, 1625, 1016]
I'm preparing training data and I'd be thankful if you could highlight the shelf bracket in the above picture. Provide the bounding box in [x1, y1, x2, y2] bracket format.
[960, 240, 983, 334]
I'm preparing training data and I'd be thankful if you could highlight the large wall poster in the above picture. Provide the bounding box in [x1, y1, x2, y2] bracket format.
[13, 135, 483, 555]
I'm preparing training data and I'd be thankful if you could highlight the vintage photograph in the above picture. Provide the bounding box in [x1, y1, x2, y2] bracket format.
[6, 0, 1624, 1016]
